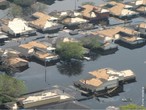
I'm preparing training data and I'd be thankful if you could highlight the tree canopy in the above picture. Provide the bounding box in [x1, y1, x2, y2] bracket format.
[56, 42, 85, 60]
[0, 74, 26, 104]
[9, 1, 47, 17]
[81, 37, 101, 50]
[13, 0, 36, 6]
[9, 4, 23, 17]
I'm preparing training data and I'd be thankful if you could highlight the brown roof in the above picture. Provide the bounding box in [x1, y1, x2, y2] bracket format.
[138, 22, 146, 28]
[31, 12, 54, 28]
[80, 78, 103, 87]
[136, 6, 146, 12]
[109, 3, 125, 16]
[20, 41, 48, 49]
[8, 57, 28, 65]
[115, 26, 139, 35]
[141, 0, 146, 5]
[32, 12, 51, 20]
[30, 19, 47, 28]
[35, 52, 55, 59]
[81, 4, 100, 18]
[92, 28, 120, 38]
[92, 26, 139, 38]
[89, 68, 109, 80]
[63, 18, 71, 23]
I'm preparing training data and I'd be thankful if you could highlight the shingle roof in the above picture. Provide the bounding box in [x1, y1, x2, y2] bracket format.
[20, 41, 48, 49]
[109, 3, 125, 16]
[92, 26, 139, 38]
[138, 22, 146, 28]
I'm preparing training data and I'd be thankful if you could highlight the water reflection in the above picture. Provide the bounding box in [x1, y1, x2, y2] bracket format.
[116, 41, 146, 50]
[57, 60, 83, 77]
[88, 52, 101, 61]
[38, 0, 56, 5]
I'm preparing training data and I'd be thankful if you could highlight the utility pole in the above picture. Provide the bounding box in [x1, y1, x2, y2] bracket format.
[142, 86, 145, 106]
[75, 0, 76, 10]
[45, 60, 47, 83]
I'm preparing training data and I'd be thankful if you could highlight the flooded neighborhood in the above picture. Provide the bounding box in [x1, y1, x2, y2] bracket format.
[0, 0, 146, 109]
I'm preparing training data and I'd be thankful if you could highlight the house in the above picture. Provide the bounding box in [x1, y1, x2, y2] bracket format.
[108, 3, 137, 19]
[1, 18, 36, 37]
[135, 0, 146, 6]
[29, 12, 63, 33]
[61, 17, 88, 29]
[114, 27, 145, 46]
[136, 22, 146, 37]
[74, 68, 136, 95]
[50, 10, 88, 29]
[87, 33, 118, 51]
[0, 48, 21, 59]
[2, 57, 28, 71]
[101, 1, 138, 19]
[91, 27, 121, 41]
[19, 41, 59, 63]
[0, 48, 29, 72]
[78, 4, 109, 24]
[49, 10, 82, 19]
[55, 37, 79, 48]
[92, 26, 144, 46]
[136, 6, 146, 15]
[74, 68, 120, 94]
[32, 47, 59, 63]
[17, 89, 73, 109]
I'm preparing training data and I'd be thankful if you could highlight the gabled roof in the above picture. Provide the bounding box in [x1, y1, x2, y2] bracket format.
[136, 6, 146, 12]
[89, 68, 109, 80]
[32, 12, 58, 21]
[6, 57, 28, 65]
[101, 2, 135, 16]
[92, 26, 139, 38]
[109, 3, 125, 16]
[92, 28, 120, 38]
[30, 12, 59, 29]
[20, 41, 48, 50]
[80, 4, 108, 18]
[80, 78, 103, 87]
[138, 22, 146, 29]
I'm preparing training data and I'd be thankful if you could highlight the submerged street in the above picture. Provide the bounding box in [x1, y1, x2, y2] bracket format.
[14, 39, 146, 109]
[0, 0, 146, 109]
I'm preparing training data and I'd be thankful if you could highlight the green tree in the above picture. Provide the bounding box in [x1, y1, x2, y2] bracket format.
[120, 104, 146, 110]
[13, 0, 36, 6]
[31, 2, 47, 12]
[0, 74, 26, 104]
[9, 4, 23, 17]
[81, 37, 101, 50]
[56, 42, 85, 60]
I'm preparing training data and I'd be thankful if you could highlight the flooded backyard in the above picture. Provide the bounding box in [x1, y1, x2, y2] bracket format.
[1, 0, 146, 109]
